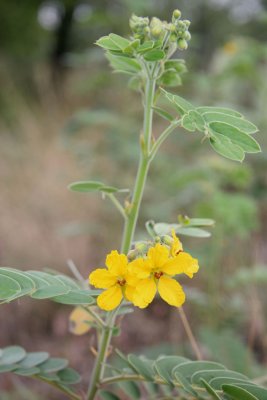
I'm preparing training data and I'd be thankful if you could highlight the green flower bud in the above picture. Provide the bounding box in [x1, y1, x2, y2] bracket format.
[169, 23, 177, 33]
[144, 26, 150, 34]
[177, 38, 188, 50]
[129, 14, 149, 33]
[173, 9, 181, 19]
[177, 21, 186, 31]
[162, 235, 173, 246]
[183, 31, 191, 41]
[183, 20, 191, 28]
[170, 32, 177, 42]
[154, 236, 161, 243]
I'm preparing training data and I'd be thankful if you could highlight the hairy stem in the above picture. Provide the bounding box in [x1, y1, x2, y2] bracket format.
[86, 73, 157, 400]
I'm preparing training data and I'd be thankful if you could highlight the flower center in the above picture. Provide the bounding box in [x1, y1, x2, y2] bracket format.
[117, 279, 126, 286]
[154, 271, 163, 279]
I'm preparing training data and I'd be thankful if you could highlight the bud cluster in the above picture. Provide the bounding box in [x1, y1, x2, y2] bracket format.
[129, 9, 191, 51]
[127, 234, 175, 261]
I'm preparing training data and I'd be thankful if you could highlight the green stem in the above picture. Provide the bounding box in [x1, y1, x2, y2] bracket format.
[86, 312, 115, 400]
[107, 193, 127, 220]
[34, 376, 82, 400]
[149, 118, 181, 162]
[86, 74, 157, 400]
[121, 78, 156, 254]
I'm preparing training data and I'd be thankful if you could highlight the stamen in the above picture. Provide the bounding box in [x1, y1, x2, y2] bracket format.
[117, 279, 126, 286]
[154, 271, 163, 279]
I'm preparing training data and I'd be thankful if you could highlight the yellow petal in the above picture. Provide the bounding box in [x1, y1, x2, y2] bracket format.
[89, 268, 117, 289]
[176, 252, 199, 278]
[158, 276, 185, 307]
[170, 230, 183, 257]
[147, 243, 169, 269]
[161, 257, 185, 276]
[105, 250, 128, 276]
[124, 285, 135, 302]
[69, 307, 91, 335]
[97, 286, 123, 311]
[128, 258, 151, 279]
[133, 278, 157, 305]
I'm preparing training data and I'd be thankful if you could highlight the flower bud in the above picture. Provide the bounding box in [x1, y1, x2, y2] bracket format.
[177, 38, 188, 50]
[170, 32, 177, 42]
[162, 235, 172, 246]
[169, 23, 177, 33]
[177, 21, 186, 31]
[183, 20, 191, 28]
[183, 31, 191, 41]
[173, 9, 181, 19]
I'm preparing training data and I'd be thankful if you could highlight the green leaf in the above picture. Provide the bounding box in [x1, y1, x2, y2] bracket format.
[123, 39, 140, 55]
[192, 369, 248, 386]
[154, 356, 188, 385]
[210, 136, 245, 162]
[0, 346, 26, 365]
[99, 390, 121, 400]
[173, 361, 226, 380]
[118, 380, 141, 399]
[209, 122, 261, 153]
[31, 286, 70, 299]
[202, 112, 258, 134]
[165, 59, 187, 74]
[222, 384, 258, 400]
[39, 358, 68, 373]
[144, 49, 165, 61]
[0, 364, 18, 372]
[106, 53, 141, 74]
[158, 70, 182, 87]
[153, 106, 174, 122]
[109, 34, 130, 50]
[197, 107, 242, 118]
[210, 377, 250, 390]
[176, 227, 211, 238]
[137, 41, 154, 54]
[0, 275, 20, 300]
[173, 370, 198, 396]
[153, 223, 179, 235]
[200, 379, 222, 399]
[233, 383, 267, 399]
[182, 110, 206, 132]
[161, 89, 195, 116]
[0, 268, 35, 301]
[68, 181, 104, 192]
[96, 36, 121, 51]
[185, 218, 215, 227]
[15, 367, 40, 376]
[18, 352, 49, 368]
[52, 290, 96, 305]
[128, 354, 155, 381]
[57, 368, 81, 384]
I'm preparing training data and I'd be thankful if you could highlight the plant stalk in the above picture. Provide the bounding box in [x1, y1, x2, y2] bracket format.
[86, 73, 156, 400]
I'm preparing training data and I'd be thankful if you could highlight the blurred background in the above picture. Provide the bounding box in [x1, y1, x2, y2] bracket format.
[0, 0, 267, 398]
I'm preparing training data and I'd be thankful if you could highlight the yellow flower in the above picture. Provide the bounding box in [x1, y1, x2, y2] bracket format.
[89, 250, 142, 311]
[130, 241, 199, 308]
[170, 229, 183, 257]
